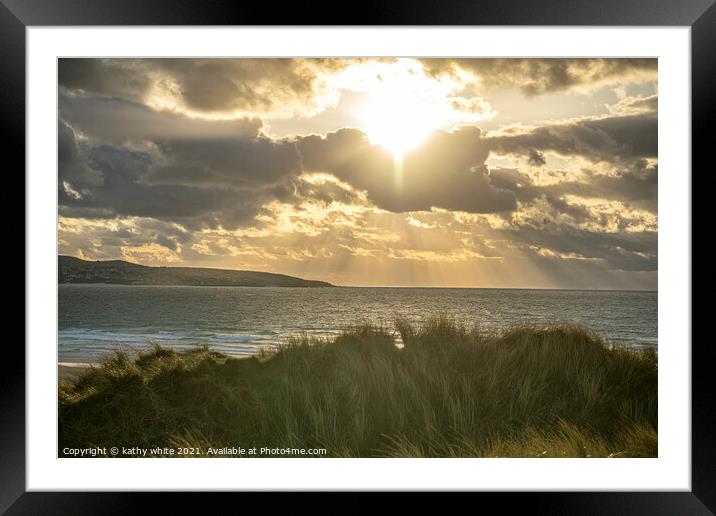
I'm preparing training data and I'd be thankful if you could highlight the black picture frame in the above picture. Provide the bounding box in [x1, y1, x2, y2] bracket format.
[3, 0, 711, 511]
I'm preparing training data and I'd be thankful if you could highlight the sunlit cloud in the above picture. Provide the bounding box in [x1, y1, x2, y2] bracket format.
[57, 57, 658, 289]
[421, 58, 657, 97]
[324, 59, 495, 158]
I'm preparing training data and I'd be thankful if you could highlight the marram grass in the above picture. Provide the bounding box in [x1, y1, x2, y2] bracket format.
[59, 318, 657, 458]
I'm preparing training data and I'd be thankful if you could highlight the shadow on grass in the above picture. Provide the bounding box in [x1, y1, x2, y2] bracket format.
[59, 318, 657, 458]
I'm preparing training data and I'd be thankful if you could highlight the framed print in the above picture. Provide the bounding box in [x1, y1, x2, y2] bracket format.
[3, 0, 712, 511]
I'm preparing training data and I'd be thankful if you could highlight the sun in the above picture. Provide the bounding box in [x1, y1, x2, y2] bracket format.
[359, 88, 442, 160]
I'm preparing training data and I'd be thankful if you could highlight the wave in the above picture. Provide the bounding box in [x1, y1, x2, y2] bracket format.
[59, 328, 282, 362]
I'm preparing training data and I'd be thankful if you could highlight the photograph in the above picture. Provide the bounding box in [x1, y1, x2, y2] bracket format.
[0, 0, 708, 502]
[56, 56, 659, 459]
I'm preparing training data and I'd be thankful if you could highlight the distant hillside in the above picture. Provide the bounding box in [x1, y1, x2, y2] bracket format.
[58, 256, 334, 288]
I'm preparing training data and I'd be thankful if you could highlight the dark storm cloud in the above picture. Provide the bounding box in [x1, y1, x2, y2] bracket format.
[58, 116, 299, 229]
[59, 89, 262, 144]
[148, 137, 302, 189]
[488, 168, 594, 222]
[58, 59, 151, 102]
[481, 163, 657, 272]
[297, 127, 517, 214]
[58, 58, 351, 115]
[293, 176, 365, 207]
[421, 58, 657, 96]
[294, 112, 656, 216]
[527, 149, 546, 167]
[59, 58, 657, 117]
[59, 103, 657, 231]
[60, 109, 520, 228]
[58, 90, 308, 229]
[501, 225, 657, 272]
[486, 112, 657, 164]
[490, 161, 658, 212]
[58, 86, 657, 273]
[71, 142, 239, 221]
[58, 119, 103, 194]
[151, 58, 327, 113]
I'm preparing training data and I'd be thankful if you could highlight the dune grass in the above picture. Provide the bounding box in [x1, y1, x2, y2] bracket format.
[58, 318, 657, 458]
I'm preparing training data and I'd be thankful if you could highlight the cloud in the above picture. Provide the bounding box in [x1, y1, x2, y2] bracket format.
[147, 138, 302, 189]
[58, 119, 103, 196]
[447, 96, 495, 120]
[58, 59, 152, 102]
[58, 116, 299, 229]
[607, 94, 658, 116]
[58, 91, 308, 229]
[59, 89, 262, 144]
[490, 160, 658, 213]
[59, 93, 657, 236]
[421, 58, 657, 96]
[527, 149, 546, 167]
[57, 60, 658, 286]
[153, 59, 336, 114]
[60, 118, 520, 230]
[503, 225, 657, 272]
[297, 127, 517, 213]
[486, 112, 657, 164]
[59, 58, 349, 118]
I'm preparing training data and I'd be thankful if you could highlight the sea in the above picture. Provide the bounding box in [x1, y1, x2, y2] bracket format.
[58, 284, 658, 363]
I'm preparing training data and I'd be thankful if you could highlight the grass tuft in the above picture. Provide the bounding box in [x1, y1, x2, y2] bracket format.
[59, 319, 657, 457]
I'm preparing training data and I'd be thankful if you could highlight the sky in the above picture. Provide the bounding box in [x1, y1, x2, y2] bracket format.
[58, 58, 658, 289]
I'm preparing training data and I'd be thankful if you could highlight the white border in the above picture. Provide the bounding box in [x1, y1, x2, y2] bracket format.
[27, 27, 690, 491]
